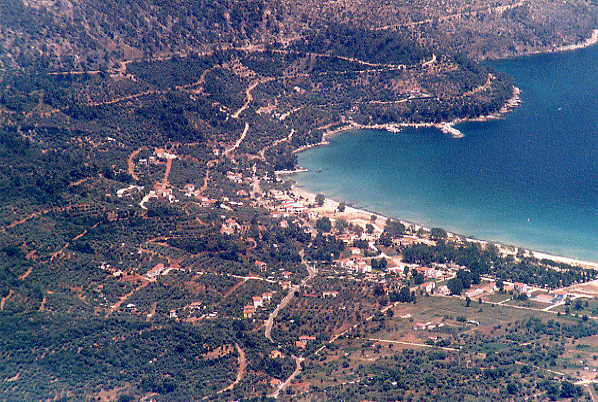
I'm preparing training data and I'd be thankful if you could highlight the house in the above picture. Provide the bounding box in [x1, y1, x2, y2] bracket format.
[413, 321, 433, 331]
[262, 292, 273, 302]
[281, 281, 292, 290]
[357, 261, 372, 273]
[270, 350, 283, 359]
[299, 335, 316, 342]
[187, 302, 202, 310]
[199, 197, 218, 208]
[437, 285, 450, 295]
[226, 171, 243, 184]
[243, 305, 255, 319]
[252, 296, 264, 308]
[270, 378, 282, 388]
[169, 310, 178, 319]
[183, 184, 195, 197]
[416, 266, 436, 278]
[282, 271, 292, 279]
[420, 281, 436, 293]
[295, 340, 306, 350]
[465, 288, 484, 298]
[322, 291, 338, 298]
[153, 182, 172, 199]
[255, 261, 267, 271]
[221, 218, 241, 235]
[349, 247, 361, 255]
[514, 282, 532, 297]
[146, 263, 166, 280]
[387, 266, 404, 275]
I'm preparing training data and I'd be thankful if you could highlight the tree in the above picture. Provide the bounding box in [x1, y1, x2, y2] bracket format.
[366, 223, 374, 234]
[560, 381, 582, 398]
[338, 202, 345, 212]
[412, 271, 424, 285]
[315, 193, 325, 206]
[465, 296, 471, 307]
[390, 286, 415, 303]
[430, 227, 447, 241]
[456, 269, 472, 289]
[383, 220, 406, 238]
[315, 217, 332, 232]
[336, 218, 348, 233]
[447, 278, 464, 295]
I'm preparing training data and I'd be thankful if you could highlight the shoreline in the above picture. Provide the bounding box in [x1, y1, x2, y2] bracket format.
[283, 32, 598, 271]
[287, 184, 598, 270]
[309, 85, 522, 143]
[525, 29, 598, 57]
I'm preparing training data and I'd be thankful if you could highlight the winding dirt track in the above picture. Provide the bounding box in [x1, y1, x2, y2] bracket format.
[1, 289, 14, 311]
[217, 343, 246, 395]
[224, 122, 250, 157]
[128, 146, 148, 181]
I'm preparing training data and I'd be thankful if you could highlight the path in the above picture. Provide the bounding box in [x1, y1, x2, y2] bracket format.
[105, 281, 149, 317]
[232, 78, 273, 119]
[127, 146, 148, 181]
[39, 294, 47, 312]
[259, 128, 295, 160]
[162, 157, 173, 185]
[0, 289, 14, 311]
[224, 122, 250, 157]
[176, 67, 212, 93]
[462, 73, 494, 97]
[217, 343, 246, 394]
[374, 1, 527, 31]
[220, 280, 245, 301]
[265, 283, 300, 342]
[18, 267, 33, 280]
[265, 251, 317, 342]
[268, 355, 304, 399]
[197, 169, 210, 195]
[366, 338, 459, 352]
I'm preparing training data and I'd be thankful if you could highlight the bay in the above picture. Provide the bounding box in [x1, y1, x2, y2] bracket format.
[291, 44, 598, 261]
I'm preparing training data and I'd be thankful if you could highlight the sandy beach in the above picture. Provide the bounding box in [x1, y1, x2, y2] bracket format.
[284, 29, 598, 271]
[288, 184, 598, 270]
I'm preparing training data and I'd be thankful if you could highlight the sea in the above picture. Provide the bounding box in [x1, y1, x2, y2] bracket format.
[291, 43, 598, 262]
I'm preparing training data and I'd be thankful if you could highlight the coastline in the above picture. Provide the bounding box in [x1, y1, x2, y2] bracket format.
[283, 29, 598, 271]
[308, 85, 522, 143]
[527, 29, 598, 57]
[287, 184, 598, 270]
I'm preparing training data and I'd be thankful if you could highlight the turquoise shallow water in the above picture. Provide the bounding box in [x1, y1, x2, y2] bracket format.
[292, 44, 598, 262]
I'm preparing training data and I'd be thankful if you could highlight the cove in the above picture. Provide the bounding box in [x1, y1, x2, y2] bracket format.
[291, 44, 598, 262]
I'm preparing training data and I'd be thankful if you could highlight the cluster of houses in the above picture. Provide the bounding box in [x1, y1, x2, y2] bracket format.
[243, 291, 275, 319]
[153, 182, 177, 203]
[144, 262, 182, 280]
[269, 189, 309, 215]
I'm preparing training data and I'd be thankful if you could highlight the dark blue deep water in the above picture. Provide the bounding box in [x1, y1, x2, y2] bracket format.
[292, 44, 598, 261]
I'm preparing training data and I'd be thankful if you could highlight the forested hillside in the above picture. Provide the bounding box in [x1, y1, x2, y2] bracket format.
[1, 0, 598, 400]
